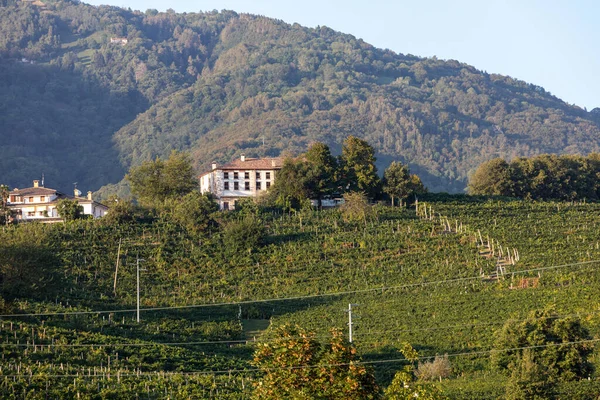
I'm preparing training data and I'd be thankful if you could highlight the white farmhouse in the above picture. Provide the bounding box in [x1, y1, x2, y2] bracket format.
[200, 155, 283, 210]
[7, 180, 108, 223]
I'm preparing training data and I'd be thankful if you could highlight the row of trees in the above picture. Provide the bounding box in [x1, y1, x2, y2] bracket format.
[269, 136, 426, 210]
[468, 154, 600, 200]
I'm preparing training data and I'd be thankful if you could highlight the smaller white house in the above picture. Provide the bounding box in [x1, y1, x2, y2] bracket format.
[7, 180, 108, 223]
[200, 155, 283, 210]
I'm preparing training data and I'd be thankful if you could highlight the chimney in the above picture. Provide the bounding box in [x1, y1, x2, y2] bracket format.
[87, 191, 93, 201]
[33, 180, 39, 188]
[271, 159, 276, 167]
[240, 154, 246, 162]
[211, 162, 217, 170]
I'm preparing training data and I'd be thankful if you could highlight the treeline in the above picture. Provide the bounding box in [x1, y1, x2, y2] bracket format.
[468, 153, 600, 200]
[267, 137, 426, 210]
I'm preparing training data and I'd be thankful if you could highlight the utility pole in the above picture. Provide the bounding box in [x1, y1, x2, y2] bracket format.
[113, 238, 122, 296]
[136, 255, 146, 323]
[347, 304, 359, 343]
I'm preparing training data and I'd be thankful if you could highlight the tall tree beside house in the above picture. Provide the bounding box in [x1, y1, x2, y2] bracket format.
[56, 198, 84, 221]
[383, 161, 427, 206]
[268, 157, 312, 211]
[127, 151, 197, 208]
[305, 142, 338, 208]
[339, 136, 381, 199]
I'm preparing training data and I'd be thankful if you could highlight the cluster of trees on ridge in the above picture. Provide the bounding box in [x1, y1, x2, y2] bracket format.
[269, 136, 426, 211]
[468, 153, 600, 200]
[2, 0, 600, 195]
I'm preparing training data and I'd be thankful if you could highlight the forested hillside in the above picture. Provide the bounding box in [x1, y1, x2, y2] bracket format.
[1, 0, 600, 193]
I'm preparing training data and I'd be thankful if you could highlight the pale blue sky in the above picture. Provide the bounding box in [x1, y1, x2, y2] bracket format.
[85, 0, 599, 111]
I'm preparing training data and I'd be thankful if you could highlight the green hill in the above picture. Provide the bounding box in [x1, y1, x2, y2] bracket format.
[1, 199, 599, 397]
[1, 0, 599, 193]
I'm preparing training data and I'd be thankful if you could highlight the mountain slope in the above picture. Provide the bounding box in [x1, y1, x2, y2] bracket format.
[1, 0, 599, 193]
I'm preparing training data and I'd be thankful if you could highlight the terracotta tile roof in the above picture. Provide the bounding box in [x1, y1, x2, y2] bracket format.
[10, 187, 59, 196]
[219, 157, 283, 170]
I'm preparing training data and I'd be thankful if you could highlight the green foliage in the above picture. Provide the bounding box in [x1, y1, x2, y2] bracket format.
[56, 198, 84, 221]
[469, 154, 600, 200]
[339, 191, 374, 224]
[467, 158, 512, 196]
[170, 192, 218, 235]
[0, 224, 61, 299]
[491, 309, 594, 398]
[383, 161, 427, 206]
[127, 151, 197, 207]
[268, 157, 312, 212]
[252, 324, 379, 399]
[340, 136, 381, 199]
[305, 142, 339, 207]
[0, 184, 10, 224]
[101, 198, 151, 225]
[384, 343, 447, 399]
[222, 214, 265, 254]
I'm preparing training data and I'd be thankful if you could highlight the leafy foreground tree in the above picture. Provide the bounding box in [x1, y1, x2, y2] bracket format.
[384, 343, 447, 400]
[382, 161, 427, 207]
[56, 198, 84, 221]
[491, 309, 594, 399]
[252, 324, 379, 399]
[127, 151, 197, 207]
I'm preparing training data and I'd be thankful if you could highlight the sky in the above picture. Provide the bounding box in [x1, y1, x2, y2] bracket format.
[85, 0, 600, 111]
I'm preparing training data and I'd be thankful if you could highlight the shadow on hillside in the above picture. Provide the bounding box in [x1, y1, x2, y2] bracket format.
[0, 59, 147, 191]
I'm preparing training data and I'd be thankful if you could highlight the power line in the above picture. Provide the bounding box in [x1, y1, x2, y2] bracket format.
[1, 259, 598, 319]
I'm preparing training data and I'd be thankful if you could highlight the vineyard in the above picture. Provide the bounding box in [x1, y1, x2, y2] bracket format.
[1, 199, 599, 398]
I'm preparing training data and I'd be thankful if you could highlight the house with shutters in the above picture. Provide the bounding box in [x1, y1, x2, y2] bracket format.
[7, 180, 108, 223]
[199, 155, 283, 210]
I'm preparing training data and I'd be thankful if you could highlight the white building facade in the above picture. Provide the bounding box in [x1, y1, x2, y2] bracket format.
[200, 156, 283, 210]
[7, 180, 108, 222]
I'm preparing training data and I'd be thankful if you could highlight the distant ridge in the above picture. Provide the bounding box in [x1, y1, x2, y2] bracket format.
[0, 0, 598, 194]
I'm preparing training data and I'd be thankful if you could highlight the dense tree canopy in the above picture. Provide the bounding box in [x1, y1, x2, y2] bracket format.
[340, 136, 381, 199]
[126, 151, 197, 207]
[492, 309, 593, 398]
[468, 154, 600, 200]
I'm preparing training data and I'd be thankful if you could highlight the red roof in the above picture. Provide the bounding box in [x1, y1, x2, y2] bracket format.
[9, 187, 59, 196]
[217, 157, 283, 171]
